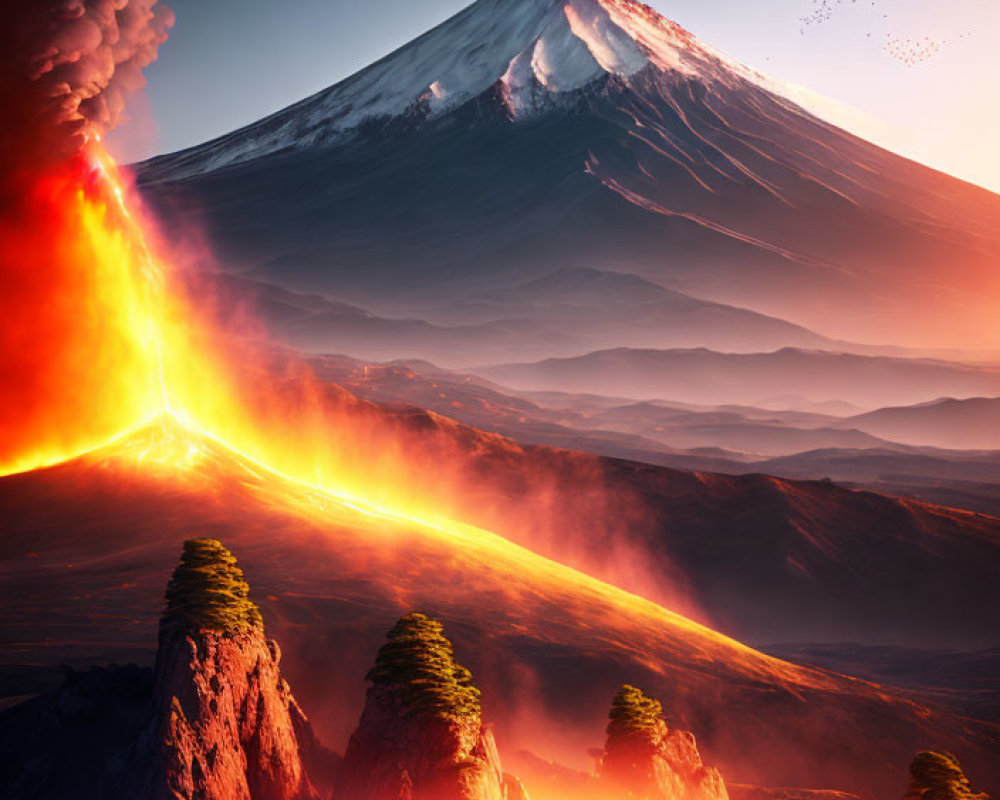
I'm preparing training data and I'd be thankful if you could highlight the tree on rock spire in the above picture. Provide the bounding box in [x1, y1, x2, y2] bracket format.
[161, 538, 263, 636]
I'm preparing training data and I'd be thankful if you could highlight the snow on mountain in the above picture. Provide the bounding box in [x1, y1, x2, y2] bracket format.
[159, 0, 795, 178]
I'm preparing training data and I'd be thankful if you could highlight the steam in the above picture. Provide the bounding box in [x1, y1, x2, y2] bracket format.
[2, 0, 173, 161]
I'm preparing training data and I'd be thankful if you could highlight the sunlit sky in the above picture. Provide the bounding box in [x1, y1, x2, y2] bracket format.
[108, 0, 1000, 193]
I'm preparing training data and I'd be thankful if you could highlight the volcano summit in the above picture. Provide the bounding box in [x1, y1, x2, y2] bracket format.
[140, 0, 1000, 357]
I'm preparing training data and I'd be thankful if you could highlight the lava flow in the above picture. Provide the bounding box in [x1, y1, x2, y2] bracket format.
[0, 54, 471, 527]
[2, 145, 192, 474]
[0, 0, 672, 619]
[0, 138, 445, 525]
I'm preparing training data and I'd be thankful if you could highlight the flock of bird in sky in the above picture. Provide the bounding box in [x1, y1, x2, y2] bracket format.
[798, 0, 973, 65]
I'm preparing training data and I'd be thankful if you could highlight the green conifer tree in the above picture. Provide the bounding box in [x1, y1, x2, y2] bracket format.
[161, 538, 263, 636]
[367, 612, 481, 720]
[906, 752, 988, 800]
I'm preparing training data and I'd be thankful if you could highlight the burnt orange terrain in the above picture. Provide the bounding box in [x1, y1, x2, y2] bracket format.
[1, 417, 997, 800]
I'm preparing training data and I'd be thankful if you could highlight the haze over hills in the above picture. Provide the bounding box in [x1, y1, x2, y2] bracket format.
[840, 397, 1000, 451]
[208, 271, 839, 366]
[376, 266, 840, 356]
[311, 353, 897, 460]
[310, 354, 1000, 518]
[474, 347, 1000, 409]
[138, 0, 1000, 355]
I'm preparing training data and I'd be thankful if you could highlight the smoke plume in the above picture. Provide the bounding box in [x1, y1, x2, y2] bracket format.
[1, 0, 173, 166]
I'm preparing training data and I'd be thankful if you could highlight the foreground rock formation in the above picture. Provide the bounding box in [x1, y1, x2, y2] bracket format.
[337, 612, 524, 800]
[0, 539, 331, 800]
[600, 685, 728, 800]
[0, 539, 993, 800]
[123, 538, 324, 800]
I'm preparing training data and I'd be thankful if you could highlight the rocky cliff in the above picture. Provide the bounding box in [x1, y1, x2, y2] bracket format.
[0, 538, 332, 800]
[338, 612, 522, 800]
[600, 685, 728, 800]
[121, 538, 326, 800]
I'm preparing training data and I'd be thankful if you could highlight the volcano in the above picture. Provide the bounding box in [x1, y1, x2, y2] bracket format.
[4, 1, 999, 797]
[2, 417, 999, 799]
[138, 0, 1000, 356]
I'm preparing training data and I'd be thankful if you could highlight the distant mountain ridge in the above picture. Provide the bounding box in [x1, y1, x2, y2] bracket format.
[207, 269, 842, 366]
[841, 397, 1000, 451]
[474, 347, 1000, 408]
[306, 354, 1000, 518]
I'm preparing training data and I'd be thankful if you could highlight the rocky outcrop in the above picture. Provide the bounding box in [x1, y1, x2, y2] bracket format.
[337, 613, 520, 800]
[123, 538, 325, 800]
[599, 685, 728, 800]
[903, 752, 988, 800]
[0, 665, 154, 800]
[0, 539, 332, 800]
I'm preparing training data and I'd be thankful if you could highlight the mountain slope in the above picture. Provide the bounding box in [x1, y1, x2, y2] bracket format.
[278, 355, 1000, 647]
[0, 419, 998, 799]
[208, 274, 577, 365]
[411, 267, 840, 356]
[138, 0, 1000, 353]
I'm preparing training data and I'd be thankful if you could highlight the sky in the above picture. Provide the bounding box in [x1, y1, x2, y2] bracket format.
[107, 0, 1000, 193]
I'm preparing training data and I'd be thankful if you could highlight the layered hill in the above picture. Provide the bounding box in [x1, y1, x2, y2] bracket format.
[305, 352, 1000, 520]
[840, 398, 1000, 451]
[474, 348, 1000, 409]
[138, 0, 1000, 355]
[0, 418, 998, 799]
[206, 271, 839, 367]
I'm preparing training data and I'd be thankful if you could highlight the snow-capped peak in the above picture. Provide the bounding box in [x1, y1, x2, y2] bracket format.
[498, 0, 656, 115]
[148, 0, 781, 177]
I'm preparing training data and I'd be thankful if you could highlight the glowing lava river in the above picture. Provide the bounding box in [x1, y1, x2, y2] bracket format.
[1, 139, 512, 527]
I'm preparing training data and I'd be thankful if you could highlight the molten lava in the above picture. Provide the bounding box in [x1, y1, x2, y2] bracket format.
[0, 142, 270, 482]
[0, 149, 164, 473]
[0, 133, 456, 520]
[1, 2, 690, 631]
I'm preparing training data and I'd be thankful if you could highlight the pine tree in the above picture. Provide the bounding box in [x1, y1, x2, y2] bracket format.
[161, 538, 263, 636]
[905, 752, 988, 800]
[366, 612, 481, 719]
[606, 684, 665, 740]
